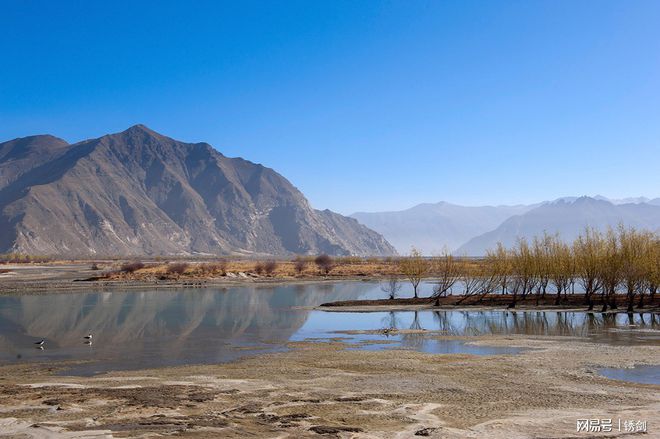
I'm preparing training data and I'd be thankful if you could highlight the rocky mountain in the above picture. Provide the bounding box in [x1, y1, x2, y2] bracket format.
[0, 125, 396, 257]
[351, 202, 536, 254]
[456, 197, 660, 256]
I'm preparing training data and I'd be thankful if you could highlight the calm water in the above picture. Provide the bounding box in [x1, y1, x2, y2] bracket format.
[599, 365, 660, 385]
[0, 281, 658, 375]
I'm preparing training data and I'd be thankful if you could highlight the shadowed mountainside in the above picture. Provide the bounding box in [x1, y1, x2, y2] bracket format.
[0, 125, 395, 257]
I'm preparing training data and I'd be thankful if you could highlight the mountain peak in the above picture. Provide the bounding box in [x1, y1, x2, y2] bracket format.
[119, 124, 163, 138]
[0, 126, 396, 257]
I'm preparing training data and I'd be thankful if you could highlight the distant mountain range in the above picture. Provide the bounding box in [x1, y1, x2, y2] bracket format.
[0, 125, 396, 257]
[352, 196, 660, 256]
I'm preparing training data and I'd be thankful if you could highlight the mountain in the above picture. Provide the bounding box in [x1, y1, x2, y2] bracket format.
[456, 197, 660, 256]
[0, 125, 396, 257]
[351, 202, 536, 254]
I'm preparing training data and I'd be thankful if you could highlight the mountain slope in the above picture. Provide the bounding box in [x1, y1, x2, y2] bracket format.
[351, 202, 535, 254]
[456, 197, 660, 256]
[0, 125, 396, 257]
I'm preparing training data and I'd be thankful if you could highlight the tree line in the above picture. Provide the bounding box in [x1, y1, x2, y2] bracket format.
[394, 225, 659, 312]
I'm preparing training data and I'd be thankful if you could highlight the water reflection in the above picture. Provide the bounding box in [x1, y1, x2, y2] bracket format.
[0, 282, 657, 375]
[0, 283, 373, 374]
[294, 309, 660, 346]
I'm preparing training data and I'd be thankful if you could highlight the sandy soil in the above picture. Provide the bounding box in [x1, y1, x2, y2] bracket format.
[0, 335, 658, 438]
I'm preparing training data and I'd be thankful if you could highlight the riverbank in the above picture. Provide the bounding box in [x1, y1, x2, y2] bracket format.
[0, 334, 658, 438]
[0, 262, 382, 295]
[319, 294, 660, 314]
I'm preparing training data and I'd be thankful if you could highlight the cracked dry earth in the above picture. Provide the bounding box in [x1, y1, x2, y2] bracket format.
[0, 336, 658, 438]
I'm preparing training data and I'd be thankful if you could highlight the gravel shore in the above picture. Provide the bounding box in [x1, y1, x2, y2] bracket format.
[0, 334, 658, 438]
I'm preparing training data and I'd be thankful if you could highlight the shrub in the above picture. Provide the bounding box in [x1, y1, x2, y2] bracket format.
[315, 254, 334, 275]
[253, 262, 264, 275]
[166, 262, 189, 275]
[200, 260, 227, 276]
[263, 260, 277, 276]
[293, 256, 307, 275]
[120, 261, 145, 273]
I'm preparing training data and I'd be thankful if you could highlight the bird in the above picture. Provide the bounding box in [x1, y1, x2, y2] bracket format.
[84, 334, 93, 340]
[34, 339, 45, 346]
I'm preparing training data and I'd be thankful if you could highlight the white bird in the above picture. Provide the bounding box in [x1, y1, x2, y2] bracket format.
[34, 339, 45, 346]
[84, 334, 92, 340]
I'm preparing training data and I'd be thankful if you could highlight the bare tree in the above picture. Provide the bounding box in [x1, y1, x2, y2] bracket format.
[399, 247, 429, 298]
[619, 226, 650, 312]
[432, 248, 460, 303]
[315, 254, 334, 275]
[293, 256, 307, 275]
[380, 276, 402, 300]
[166, 262, 188, 275]
[574, 227, 603, 310]
[598, 228, 623, 311]
[263, 260, 278, 276]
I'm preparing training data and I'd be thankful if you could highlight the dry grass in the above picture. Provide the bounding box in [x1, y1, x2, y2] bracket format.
[101, 257, 406, 281]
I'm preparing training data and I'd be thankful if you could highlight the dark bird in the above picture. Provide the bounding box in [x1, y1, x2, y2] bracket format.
[34, 340, 45, 346]
[84, 334, 92, 340]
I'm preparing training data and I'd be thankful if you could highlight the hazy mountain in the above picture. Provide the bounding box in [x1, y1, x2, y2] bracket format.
[351, 202, 536, 254]
[456, 197, 660, 256]
[0, 125, 395, 257]
[592, 195, 652, 204]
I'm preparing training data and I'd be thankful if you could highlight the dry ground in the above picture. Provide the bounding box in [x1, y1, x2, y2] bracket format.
[0, 335, 658, 438]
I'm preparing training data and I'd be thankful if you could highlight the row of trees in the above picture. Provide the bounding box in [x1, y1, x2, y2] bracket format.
[394, 226, 659, 312]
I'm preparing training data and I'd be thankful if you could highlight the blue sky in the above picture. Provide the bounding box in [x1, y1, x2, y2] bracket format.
[1, 1, 659, 214]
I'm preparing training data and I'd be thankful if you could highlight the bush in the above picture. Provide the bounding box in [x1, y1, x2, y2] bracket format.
[263, 260, 277, 276]
[293, 256, 306, 275]
[253, 262, 264, 275]
[200, 260, 227, 276]
[120, 261, 144, 273]
[315, 254, 334, 275]
[166, 262, 189, 275]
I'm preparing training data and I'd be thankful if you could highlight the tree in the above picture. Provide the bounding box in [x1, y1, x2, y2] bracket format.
[509, 238, 536, 308]
[431, 248, 460, 303]
[573, 227, 603, 310]
[263, 260, 278, 276]
[548, 235, 572, 305]
[380, 276, 402, 300]
[619, 226, 650, 312]
[293, 256, 307, 275]
[598, 228, 623, 312]
[491, 242, 511, 295]
[642, 236, 660, 305]
[456, 260, 483, 304]
[315, 254, 334, 275]
[399, 247, 429, 298]
[166, 262, 188, 275]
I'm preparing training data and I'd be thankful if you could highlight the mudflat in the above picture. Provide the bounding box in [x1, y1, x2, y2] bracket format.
[0, 334, 658, 438]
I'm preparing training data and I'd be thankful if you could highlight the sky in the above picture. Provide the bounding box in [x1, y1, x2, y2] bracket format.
[1, 1, 659, 215]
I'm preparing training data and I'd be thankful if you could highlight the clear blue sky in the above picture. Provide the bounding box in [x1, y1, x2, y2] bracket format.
[1, 1, 659, 214]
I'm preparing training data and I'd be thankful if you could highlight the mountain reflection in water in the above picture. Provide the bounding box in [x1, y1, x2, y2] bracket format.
[0, 282, 657, 375]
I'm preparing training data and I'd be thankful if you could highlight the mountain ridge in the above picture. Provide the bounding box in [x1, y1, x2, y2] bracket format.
[0, 125, 396, 257]
[352, 196, 660, 256]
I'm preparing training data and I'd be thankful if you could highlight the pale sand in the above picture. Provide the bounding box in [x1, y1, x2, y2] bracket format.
[0, 334, 658, 438]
